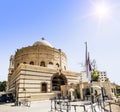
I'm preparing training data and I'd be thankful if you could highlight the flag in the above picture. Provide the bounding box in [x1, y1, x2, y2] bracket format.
[85, 42, 92, 82]
[87, 53, 92, 82]
[85, 42, 88, 67]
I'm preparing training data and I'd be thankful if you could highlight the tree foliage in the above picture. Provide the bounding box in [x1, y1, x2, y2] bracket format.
[91, 72, 99, 81]
[91, 60, 99, 81]
[91, 69, 100, 81]
[0, 81, 7, 91]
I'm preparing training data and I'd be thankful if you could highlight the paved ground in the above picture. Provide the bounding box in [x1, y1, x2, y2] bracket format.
[0, 100, 51, 112]
[0, 100, 102, 112]
[0, 100, 119, 112]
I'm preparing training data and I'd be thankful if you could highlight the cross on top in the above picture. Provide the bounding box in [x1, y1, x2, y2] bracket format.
[41, 37, 45, 40]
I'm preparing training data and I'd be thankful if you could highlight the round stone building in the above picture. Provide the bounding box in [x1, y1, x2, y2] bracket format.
[7, 38, 80, 101]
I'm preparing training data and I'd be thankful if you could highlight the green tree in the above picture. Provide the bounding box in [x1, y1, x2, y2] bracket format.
[91, 71, 99, 81]
[0, 81, 7, 91]
[91, 60, 99, 81]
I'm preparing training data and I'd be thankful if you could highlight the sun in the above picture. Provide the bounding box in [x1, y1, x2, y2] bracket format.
[94, 3, 110, 20]
[81, 1, 113, 22]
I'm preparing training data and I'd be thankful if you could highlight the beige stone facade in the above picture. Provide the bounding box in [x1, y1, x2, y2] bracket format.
[60, 80, 118, 101]
[79, 81, 117, 100]
[7, 39, 80, 102]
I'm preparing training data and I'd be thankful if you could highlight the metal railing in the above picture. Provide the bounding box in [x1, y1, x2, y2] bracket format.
[49, 96, 120, 112]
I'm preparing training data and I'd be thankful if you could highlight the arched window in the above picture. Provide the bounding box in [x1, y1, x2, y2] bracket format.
[49, 62, 53, 65]
[56, 63, 59, 67]
[23, 62, 26, 64]
[40, 61, 45, 67]
[41, 82, 47, 93]
[30, 61, 34, 65]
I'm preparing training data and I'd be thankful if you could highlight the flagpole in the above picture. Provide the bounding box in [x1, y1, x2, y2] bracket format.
[84, 42, 94, 112]
[88, 53, 94, 112]
[84, 42, 88, 82]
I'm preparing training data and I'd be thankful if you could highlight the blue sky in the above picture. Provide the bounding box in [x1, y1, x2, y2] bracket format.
[0, 0, 120, 85]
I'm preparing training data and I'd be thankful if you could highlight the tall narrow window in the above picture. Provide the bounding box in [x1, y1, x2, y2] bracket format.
[41, 83, 47, 93]
[64, 66, 66, 70]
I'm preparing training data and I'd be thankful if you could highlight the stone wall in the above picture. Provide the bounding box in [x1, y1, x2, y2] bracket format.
[14, 45, 67, 71]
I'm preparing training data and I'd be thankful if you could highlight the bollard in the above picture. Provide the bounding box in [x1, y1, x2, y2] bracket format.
[73, 105, 77, 112]
[50, 98, 53, 111]
[66, 101, 69, 112]
[83, 105, 86, 111]
[109, 102, 112, 112]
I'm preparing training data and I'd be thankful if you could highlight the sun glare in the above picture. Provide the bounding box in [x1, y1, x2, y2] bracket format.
[95, 3, 110, 20]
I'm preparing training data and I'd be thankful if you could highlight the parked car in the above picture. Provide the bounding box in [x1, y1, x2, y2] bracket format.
[0, 93, 15, 103]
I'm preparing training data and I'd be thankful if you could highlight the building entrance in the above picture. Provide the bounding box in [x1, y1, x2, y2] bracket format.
[52, 74, 67, 91]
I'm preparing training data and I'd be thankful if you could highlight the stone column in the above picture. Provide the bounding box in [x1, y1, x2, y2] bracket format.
[80, 82, 84, 100]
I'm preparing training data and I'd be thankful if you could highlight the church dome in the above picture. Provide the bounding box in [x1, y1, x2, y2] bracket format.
[14, 38, 67, 70]
[33, 38, 53, 48]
